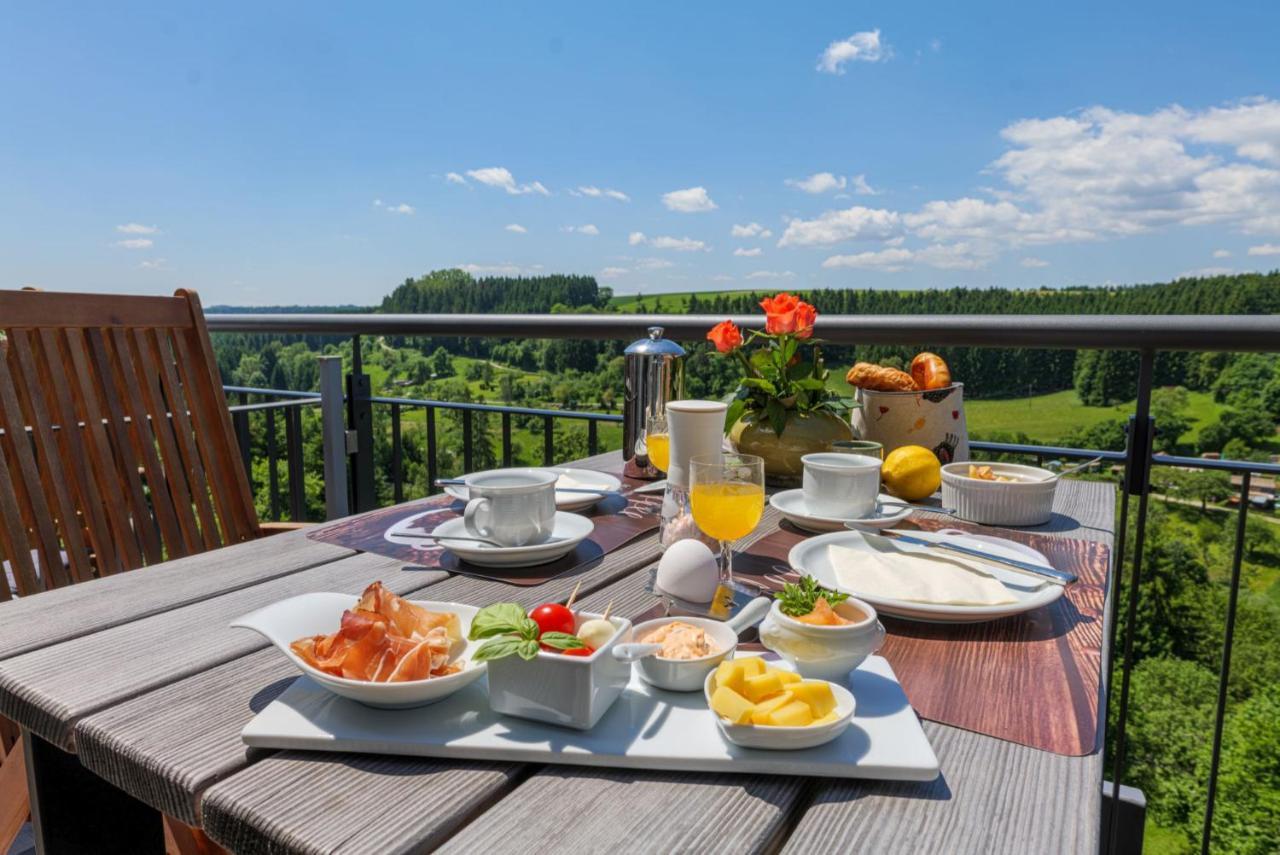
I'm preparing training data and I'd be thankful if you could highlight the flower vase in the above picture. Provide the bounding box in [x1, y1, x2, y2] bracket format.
[729, 409, 854, 487]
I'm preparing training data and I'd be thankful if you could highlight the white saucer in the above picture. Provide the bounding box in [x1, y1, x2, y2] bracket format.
[385, 511, 595, 568]
[787, 528, 1064, 623]
[769, 490, 915, 533]
[444, 468, 621, 512]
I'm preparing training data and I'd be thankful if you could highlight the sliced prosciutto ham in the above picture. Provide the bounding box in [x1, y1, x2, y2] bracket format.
[291, 582, 463, 682]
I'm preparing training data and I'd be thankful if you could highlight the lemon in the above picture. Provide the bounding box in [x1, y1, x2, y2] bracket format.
[881, 445, 942, 501]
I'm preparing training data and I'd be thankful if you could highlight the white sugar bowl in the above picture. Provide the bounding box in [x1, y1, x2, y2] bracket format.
[758, 598, 885, 683]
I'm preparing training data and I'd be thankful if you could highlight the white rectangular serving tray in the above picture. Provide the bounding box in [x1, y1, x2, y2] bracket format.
[243, 655, 940, 782]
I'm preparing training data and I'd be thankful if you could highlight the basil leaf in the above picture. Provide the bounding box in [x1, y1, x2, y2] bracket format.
[517, 616, 541, 640]
[517, 639, 541, 660]
[472, 636, 524, 662]
[538, 632, 585, 650]
[468, 603, 530, 640]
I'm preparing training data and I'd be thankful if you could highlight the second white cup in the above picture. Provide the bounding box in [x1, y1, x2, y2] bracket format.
[463, 468, 558, 547]
[801, 452, 882, 519]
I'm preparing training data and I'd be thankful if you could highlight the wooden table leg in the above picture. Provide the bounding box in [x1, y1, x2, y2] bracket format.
[23, 729, 165, 854]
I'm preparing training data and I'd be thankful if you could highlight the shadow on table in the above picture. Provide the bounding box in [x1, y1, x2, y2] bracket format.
[809, 770, 953, 805]
[250, 676, 298, 714]
[882, 587, 1094, 644]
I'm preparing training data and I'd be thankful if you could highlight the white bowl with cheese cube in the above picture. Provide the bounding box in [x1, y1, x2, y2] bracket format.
[703, 657, 855, 750]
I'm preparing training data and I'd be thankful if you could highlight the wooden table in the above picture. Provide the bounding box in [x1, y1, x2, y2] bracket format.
[0, 452, 1115, 854]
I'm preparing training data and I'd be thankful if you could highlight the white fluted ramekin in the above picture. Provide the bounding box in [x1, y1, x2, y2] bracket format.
[940, 462, 1058, 526]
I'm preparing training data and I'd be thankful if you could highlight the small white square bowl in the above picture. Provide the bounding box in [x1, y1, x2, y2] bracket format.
[484, 611, 632, 729]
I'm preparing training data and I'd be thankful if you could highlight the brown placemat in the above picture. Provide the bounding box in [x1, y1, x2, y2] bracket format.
[305, 477, 663, 586]
[737, 517, 1110, 756]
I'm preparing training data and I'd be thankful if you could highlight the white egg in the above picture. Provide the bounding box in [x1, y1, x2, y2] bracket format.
[656, 538, 721, 603]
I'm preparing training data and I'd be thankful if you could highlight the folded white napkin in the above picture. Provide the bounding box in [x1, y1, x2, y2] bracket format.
[828, 538, 1021, 606]
[556, 472, 609, 492]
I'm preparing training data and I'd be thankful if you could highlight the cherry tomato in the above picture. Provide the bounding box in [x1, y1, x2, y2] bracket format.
[529, 602, 575, 636]
[560, 646, 595, 657]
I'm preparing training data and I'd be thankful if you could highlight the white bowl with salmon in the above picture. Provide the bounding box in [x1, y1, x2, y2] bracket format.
[231, 583, 486, 709]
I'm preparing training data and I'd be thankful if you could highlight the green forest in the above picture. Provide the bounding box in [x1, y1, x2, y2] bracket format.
[209, 269, 1280, 853]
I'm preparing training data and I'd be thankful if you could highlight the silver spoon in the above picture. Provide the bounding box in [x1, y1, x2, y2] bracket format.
[395, 532, 506, 548]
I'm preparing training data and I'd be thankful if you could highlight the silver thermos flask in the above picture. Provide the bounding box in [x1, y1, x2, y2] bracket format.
[622, 326, 685, 479]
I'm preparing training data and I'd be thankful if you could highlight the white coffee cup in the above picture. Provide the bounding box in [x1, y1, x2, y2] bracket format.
[462, 468, 558, 547]
[801, 452, 882, 518]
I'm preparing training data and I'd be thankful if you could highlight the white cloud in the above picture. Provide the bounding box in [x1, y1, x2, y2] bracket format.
[445, 172, 468, 185]
[389, 203, 414, 215]
[817, 30, 889, 74]
[116, 223, 159, 235]
[635, 257, 674, 270]
[662, 186, 717, 213]
[822, 247, 913, 272]
[599, 266, 630, 279]
[930, 38, 942, 53]
[823, 242, 995, 272]
[456, 262, 545, 276]
[114, 238, 153, 249]
[787, 172, 847, 194]
[746, 270, 797, 280]
[575, 185, 630, 202]
[628, 232, 708, 251]
[138, 258, 168, 270]
[505, 223, 528, 234]
[712, 274, 734, 282]
[464, 167, 550, 196]
[778, 206, 902, 247]
[734, 247, 763, 257]
[851, 174, 879, 195]
[1247, 243, 1280, 255]
[1179, 266, 1235, 278]
[1020, 257, 1050, 268]
[561, 224, 600, 236]
[1213, 249, 1232, 258]
[731, 222, 773, 238]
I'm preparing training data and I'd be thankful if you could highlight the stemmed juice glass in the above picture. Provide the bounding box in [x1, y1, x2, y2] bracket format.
[689, 452, 765, 587]
[644, 412, 670, 474]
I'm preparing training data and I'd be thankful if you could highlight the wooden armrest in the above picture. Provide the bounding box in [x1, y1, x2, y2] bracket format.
[259, 521, 313, 536]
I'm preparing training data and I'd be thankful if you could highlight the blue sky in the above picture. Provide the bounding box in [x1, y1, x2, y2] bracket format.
[3, 1, 1280, 305]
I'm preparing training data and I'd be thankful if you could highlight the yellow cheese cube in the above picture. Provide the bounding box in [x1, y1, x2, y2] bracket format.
[765, 700, 814, 727]
[789, 681, 837, 717]
[710, 686, 755, 724]
[738, 657, 767, 677]
[813, 711, 841, 725]
[775, 670, 802, 685]
[749, 691, 795, 724]
[714, 660, 747, 695]
[743, 672, 785, 703]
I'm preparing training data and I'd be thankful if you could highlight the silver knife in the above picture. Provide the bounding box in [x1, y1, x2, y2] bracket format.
[873, 528, 1077, 586]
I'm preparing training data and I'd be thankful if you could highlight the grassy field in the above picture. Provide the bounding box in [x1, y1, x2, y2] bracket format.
[608, 290, 758, 312]
[964, 389, 1227, 445]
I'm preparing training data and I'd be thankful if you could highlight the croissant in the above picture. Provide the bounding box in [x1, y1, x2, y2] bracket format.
[845, 362, 917, 392]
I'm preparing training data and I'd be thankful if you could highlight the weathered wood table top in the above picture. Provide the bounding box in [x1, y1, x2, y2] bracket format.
[0, 452, 1116, 854]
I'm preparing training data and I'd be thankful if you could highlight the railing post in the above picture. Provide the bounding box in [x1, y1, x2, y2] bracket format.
[265, 407, 280, 521]
[286, 405, 305, 522]
[346, 334, 377, 513]
[390, 403, 403, 505]
[318, 356, 350, 520]
[1105, 348, 1156, 855]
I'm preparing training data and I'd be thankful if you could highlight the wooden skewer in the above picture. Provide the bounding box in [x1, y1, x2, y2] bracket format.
[566, 580, 582, 610]
[601, 600, 614, 621]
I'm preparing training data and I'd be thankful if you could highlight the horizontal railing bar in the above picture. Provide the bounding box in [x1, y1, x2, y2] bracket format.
[205, 312, 1280, 351]
[366, 394, 623, 422]
[226, 398, 321, 414]
[970, 441, 1127, 462]
[1151, 453, 1280, 476]
[222, 385, 321, 400]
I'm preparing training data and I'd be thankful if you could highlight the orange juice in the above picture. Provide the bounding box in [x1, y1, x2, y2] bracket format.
[691, 482, 764, 541]
[646, 433, 670, 472]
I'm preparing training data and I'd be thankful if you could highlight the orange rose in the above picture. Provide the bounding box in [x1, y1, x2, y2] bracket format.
[793, 300, 817, 339]
[760, 292, 801, 335]
[706, 319, 743, 353]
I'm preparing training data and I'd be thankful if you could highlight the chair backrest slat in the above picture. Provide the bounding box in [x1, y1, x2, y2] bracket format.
[0, 288, 263, 597]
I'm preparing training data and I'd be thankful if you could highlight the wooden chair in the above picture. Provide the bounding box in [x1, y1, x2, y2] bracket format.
[0, 287, 298, 854]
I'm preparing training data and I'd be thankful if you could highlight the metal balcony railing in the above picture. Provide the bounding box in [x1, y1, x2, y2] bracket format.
[214, 311, 1280, 855]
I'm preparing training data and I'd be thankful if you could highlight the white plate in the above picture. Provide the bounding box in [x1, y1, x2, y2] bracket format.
[444, 468, 621, 512]
[769, 490, 915, 533]
[788, 528, 1065, 623]
[385, 511, 594, 568]
[241, 654, 939, 782]
[230, 592, 486, 709]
